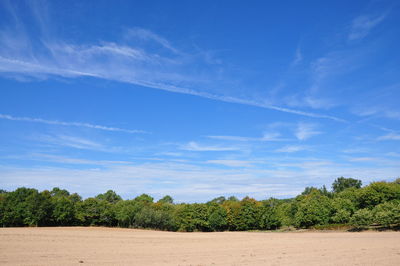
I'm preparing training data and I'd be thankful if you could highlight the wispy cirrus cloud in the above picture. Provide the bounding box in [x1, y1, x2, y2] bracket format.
[180, 141, 239, 152]
[348, 13, 387, 41]
[0, 114, 146, 134]
[125, 27, 181, 55]
[12, 153, 131, 166]
[378, 133, 400, 141]
[290, 47, 303, 66]
[2, 152, 399, 201]
[295, 122, 321, 141]
[348, 157, 378, 162]
[36, 134, 109, 152]
[207, 132, 290, 142]
[206, 159, 254, 168]
[0, 1, 346, 122]
[275, 145, 308, 153]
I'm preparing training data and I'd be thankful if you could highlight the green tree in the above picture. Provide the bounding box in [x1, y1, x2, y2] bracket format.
[114, 200, 137, 227]
[259, 198, 281, 230]
[234, 197, 261, 231]
[350, 208, 373, 227]
[207, 203, 227, 231]
[174, 204, 209, 232]
[332, 177, 362, 193]
[294, 191, 333, 228]
[373, 201, 400, 227]
[1, 188, 53, 226]
[52, 196, 75, 225]
[227, 196, 239, 202]
[157, 195, 174, 204]
[50, 187, 70, 197]
[95, 190, 122, 204]
[331, 197, 356, 224]
[134, 194, 154, 203]
[222, 200, 241, 230]
[209, 196, 226, 204]
[76, 198, 116, 226]
[356, 182, 400, 209]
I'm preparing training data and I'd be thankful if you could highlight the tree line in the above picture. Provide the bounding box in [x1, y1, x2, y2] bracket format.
[1, 177, 399, 231]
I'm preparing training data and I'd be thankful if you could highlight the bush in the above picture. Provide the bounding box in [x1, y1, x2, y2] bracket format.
[350, 208, 373, 227]
[294, 191, 332, 228]
[356, 182, 400, 209]
[331, 198, 356, 224]
[373, 201, 400, 227]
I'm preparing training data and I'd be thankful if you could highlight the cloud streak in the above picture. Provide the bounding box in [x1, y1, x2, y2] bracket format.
[349, 13, 387, 41]
[378, 133, 400, 141]
[295, 122, 321, 140]
[275, 145, 308, 153]
[0, 2, 346, 123]
[0, 114, 146, 134]
[181, 141, 239, 152]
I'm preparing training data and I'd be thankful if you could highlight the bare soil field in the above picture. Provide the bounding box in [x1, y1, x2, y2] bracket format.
[0, 227, 399, 265]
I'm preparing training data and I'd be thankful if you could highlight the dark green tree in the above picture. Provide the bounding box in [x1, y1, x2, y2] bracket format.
[372, 200, 400, 227]
[207, 203, 227, 231]
[294, 190, 333, 228]
[332, 177, 362, 193]
[209, 196, 226, 204]
[52, 196, 75, 225]
[350, 208, 373, 227]
[95, 190, 122, 204]
[157, 195, 174, 204]
[357, 182, 400, 209]
[50, 187, 70, 197]
[259, 198, 281, 230]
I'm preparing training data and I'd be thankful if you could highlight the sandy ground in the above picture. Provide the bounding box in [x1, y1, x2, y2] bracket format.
[0, 227, 399, 265]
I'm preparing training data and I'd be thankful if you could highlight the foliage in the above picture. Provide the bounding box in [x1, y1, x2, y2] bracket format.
[157, 195, 174, 204]
[332, 177, 362, 193]
[1, 178, 400, 231]
[356, 182, 400, 209]
[95, 190, 122, 204]
[259, 198, 281, 230]
[294, 191, 332, 228]
[52, 196, 76, 225]
[350, 208, 373, 227]
[372, 200, 400, 227]
[331, 197, 356, 224]
[0, 188, 52, 226]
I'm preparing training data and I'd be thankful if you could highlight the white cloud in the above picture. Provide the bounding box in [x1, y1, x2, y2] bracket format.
[295, 122, 321, 140]
[386, 152, 400, 157]
[0, 3, 346, 122]
[24, 153, 131, 166]
[275, 145, 308, 153]
[206, 132, 289, 142]
[206, 159, 254, 167]
[348, 157, 378, 162]
[342, 148, 370, 154]
[291, 47, 303, 66]
[352, 105, 400, 120]
[349, 13, 387, 41]
[378, 133, 400, 141]
[207, 135, 257, 142]
[125, 27, 181, 54]
[0, 113, 146, 134]
[180, 141, 238, 152]
[37, 135, 109, 151]
[2, 154, 399, 202]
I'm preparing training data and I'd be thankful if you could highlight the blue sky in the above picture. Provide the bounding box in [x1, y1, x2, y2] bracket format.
[0, 0, 399, 202]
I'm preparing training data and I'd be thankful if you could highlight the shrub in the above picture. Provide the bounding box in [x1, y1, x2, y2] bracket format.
[350, 208, 373, 227]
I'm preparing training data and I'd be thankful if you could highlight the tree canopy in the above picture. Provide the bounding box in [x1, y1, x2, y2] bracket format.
[1, 177, 399, 231]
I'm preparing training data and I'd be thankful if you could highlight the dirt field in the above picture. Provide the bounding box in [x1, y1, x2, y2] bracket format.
[0, 227, 399, 265]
